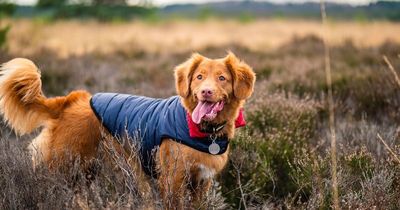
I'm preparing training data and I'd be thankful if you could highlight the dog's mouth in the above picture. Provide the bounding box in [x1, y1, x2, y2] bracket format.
[192, 100, 224, 124]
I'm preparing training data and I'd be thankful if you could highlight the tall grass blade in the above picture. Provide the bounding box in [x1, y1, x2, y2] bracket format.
[377, 133, 400, 164]
[383, 55, 400, 88]
[320, 1, 339, 209]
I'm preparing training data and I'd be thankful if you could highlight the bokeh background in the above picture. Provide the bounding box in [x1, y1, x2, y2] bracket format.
[0, 0, 400, 209]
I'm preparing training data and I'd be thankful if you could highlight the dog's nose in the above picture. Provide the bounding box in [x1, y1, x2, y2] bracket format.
[201, 89, 213, 98]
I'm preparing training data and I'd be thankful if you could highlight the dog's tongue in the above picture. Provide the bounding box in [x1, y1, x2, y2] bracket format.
[192, 101, 224, 124]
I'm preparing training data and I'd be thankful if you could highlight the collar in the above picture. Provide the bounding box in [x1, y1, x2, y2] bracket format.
[187, 108, 246, 138]
[200, 121, 227, 134]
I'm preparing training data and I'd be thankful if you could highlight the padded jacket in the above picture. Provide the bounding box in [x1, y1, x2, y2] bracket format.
[90, 93, 229, 176]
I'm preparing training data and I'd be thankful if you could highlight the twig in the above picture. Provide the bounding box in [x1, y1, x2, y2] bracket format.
[320, 1, 340, 209]
[236, 168, 247, 210]
[383, 55, 400, 88]
[232, 161, 247, 210]
[377, 133, 400, 164]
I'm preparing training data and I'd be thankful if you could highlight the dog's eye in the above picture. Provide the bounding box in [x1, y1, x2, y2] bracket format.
[197, 75, 202, 80]
[219, 76, 225, 81]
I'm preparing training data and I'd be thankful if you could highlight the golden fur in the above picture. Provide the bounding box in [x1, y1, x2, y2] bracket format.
[0, 53, 255, 209]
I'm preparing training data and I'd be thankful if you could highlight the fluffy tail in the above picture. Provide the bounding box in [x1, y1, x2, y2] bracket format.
[0, 58, 63, 135]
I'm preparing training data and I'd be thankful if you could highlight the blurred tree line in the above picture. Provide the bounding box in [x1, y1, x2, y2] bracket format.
[1, 0, 400, 22]
[37, 0, 152, 8]
[33, 0, 155, 21]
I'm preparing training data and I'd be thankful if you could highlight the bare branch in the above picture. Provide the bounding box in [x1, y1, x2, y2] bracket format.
[383, 55, 400, 89]
[377, 133, 400, 164]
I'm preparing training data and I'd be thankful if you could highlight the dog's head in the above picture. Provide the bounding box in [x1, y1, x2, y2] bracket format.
[174, 52, 255, 133]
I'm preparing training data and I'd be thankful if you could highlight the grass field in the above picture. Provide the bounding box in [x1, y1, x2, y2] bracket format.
[0, 19, 400, 209]
[5, 19, 400, 56]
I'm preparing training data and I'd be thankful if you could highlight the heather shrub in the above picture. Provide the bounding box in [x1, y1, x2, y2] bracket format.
[267, 37, 400, 121]
[246, 93, 320, 139]
[220, 92, 400, 208]
[0, 29, 400, 209]
[0, 136, 230, 209]
[220, 93, 320, 208]
[341, 168, 397, 209]
[0, 138, 74, 210]
[332, 120, 400, 209]
[342, 147, 375, 181]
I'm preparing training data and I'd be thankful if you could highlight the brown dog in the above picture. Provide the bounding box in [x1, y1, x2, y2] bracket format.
[0, 52, 255, 208]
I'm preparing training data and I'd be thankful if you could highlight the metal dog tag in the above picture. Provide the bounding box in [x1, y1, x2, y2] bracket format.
[209, 142, 220, 155]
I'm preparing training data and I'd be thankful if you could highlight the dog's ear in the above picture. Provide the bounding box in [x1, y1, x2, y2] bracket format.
[174, 53, 204, 98]
[225, 52, 256, 100]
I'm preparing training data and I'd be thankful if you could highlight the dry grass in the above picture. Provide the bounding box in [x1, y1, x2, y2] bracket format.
[4, 19, 400, 57]
[0, 135, 228, 209]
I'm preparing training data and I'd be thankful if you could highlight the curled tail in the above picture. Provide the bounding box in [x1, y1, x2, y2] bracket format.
[0, 58, 64, 135]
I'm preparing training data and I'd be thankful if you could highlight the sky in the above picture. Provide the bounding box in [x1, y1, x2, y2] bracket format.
[13, 0, 378, 6]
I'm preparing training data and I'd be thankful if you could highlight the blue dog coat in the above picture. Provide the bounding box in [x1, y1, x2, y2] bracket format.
[90, 93, 229, 176]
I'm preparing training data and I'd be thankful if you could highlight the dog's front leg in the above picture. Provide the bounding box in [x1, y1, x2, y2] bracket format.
[158, 166, 186, 209]
[188, 162, 217, 209]
[158, 139, 192, 210]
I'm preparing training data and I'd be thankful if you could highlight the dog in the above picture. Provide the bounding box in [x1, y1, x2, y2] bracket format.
[0, 52, 255, 208]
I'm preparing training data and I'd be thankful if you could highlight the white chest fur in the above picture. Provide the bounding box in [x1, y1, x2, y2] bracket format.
[197, 164, 216, 180]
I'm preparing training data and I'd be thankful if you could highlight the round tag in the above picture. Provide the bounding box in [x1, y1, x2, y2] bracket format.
[208, 142, 220, 155]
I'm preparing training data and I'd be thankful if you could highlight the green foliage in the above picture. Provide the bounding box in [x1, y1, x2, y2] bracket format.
[37, 0, 67, 8]
[0, 2, 15, 16]
[237, 12, 254, 23]
[354, 11, 368, 23]
[92, 0, 127, 6]
[54, 5, 156, 21]
[0, 2, 14, 51]
[343, 148, 375, 181]
[0, 24, 10, 49]
[198, 6, 214, 21]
